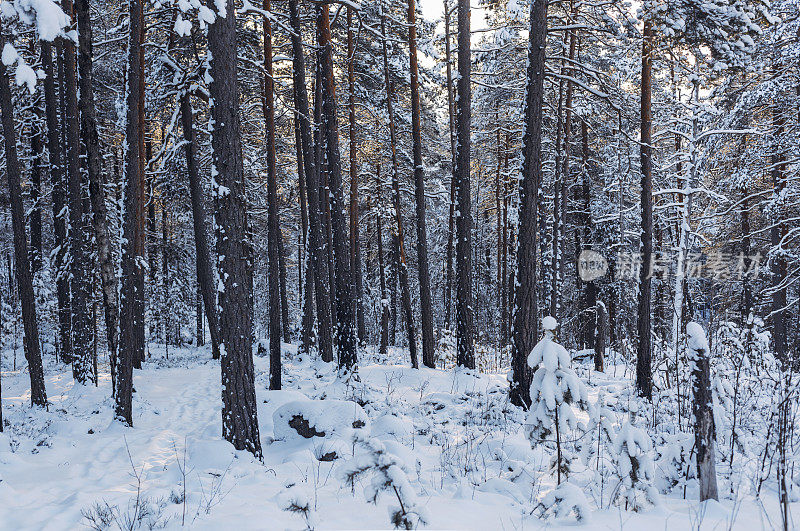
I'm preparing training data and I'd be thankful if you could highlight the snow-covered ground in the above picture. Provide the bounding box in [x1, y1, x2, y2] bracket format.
[0, 343, 793, 529]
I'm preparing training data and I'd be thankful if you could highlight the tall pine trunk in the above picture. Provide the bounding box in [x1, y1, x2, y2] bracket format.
[770, 88, 787, 362]
[380, 7, 418, 369]
[376, 164, 390, 355]
[208, 0, 262, 457]
[29, 101, 43, 275]
[318, 3, 357, 369]
[347, 8, 366, 346]
[62, 0, 94, 384]
[76, 0, 120, 373]
[636, 19, 654, 400]
[181, 93, 220, 359]
[408, 0, 436, 368]
[443, 0, 456, 329]
[288, 0, 334, 364]
[117, 0, 146, 424]
[263, 0, 282, 390]
[41, 41, 72, 367]
[295, 117, 314, 355]
[0, 25, 48, 408]
[511, 0, 548, 406]
[454, 0, 474, 368]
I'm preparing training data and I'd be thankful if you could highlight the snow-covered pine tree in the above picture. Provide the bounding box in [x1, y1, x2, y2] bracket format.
[526, 316, 589, 483]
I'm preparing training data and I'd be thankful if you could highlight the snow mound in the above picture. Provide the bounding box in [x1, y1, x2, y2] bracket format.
[372, 414, 413, 439]
[477, 477, 525, 503]
[273, 399, 370, 442]
[537, 481, 591, 522]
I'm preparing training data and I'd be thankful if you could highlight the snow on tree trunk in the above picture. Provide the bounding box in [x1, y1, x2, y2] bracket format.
[511, 0, 548, 405]
[0, 22, 47, 408]
[288, 0, 334, 365]
[208, 0, 262, 458]
[687, 322, 719, 502]
[454, 0, 475, 369]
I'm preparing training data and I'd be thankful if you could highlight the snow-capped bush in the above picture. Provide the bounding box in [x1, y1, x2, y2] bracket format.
[526, 317, 589, 480]
[535, 481, 591, 523]
[526, 317, 589, 442]
[278, 485, 317, 530]
[612, 417, 659, 511]
[654, 431, 695, 493]
[338, 436, 428, 530]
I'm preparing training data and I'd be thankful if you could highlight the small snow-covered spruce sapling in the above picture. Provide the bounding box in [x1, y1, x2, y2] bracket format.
[526, 317, 589, 483]
[579, 389, 618, 505]
[278, 485, 317, 531]
[337, 435, 428, 529]
[611, 404, 659, 511]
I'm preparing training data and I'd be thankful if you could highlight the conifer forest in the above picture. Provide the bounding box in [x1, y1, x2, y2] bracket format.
[0, 0, 799, 528]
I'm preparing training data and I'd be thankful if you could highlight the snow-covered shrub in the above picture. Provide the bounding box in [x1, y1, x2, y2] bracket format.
[527, 317, 589, 441]
[435, 328, 456, 369]
[611, 416, 658, 511]
[711, 317, 776, 470]
[654, 431, 695, 494]
[526, 317, 588, 480]
[278, 485, 317, 530]
[535, 481, 591, 523]
[338, 436, 428, 529]
[578, 390, 619, 505]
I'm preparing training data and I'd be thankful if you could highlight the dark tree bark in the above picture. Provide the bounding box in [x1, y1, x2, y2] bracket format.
[41, 41, 72, 366]
[454, 0, 474, 369]
[146, 138, 157, 346]
[117, 0, 146, 425]
[317, 3, 357, 370]
[389, 235, 398, 345]
[549, 75, 566, 320]
[314, 69, 336, 323]
[594, 301, 606, 372]
[500, 134, 510, 347]
[579, 120, 600, 365]
[347, 7, 367, 347]
[29, 103, 43, 275]
[510, 0, 548, 407]
[495, 109, 502, 346]
[181, 93, 220, 359]
[376, 164, 390, 356]
[263, 0, 282, 390]
[0, 26, 48, 408]
[196, 285, 204, 346]
[770, 101, 787, 362]
[62, 0, 94, 384]
[132, 44, 147, 371]
[208, 0, 262, 458]
[295, 116, 315, 356]
[162, 208, 171, 349]
[380, 8, 418, 369]
[443, 0, 456, 329]
[408, 0, 436, 368]
[288, 0, 334, 364]
[636, 19, 654, 400]
[277, 224, 290, 343]
[75, 0, 120, 373]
